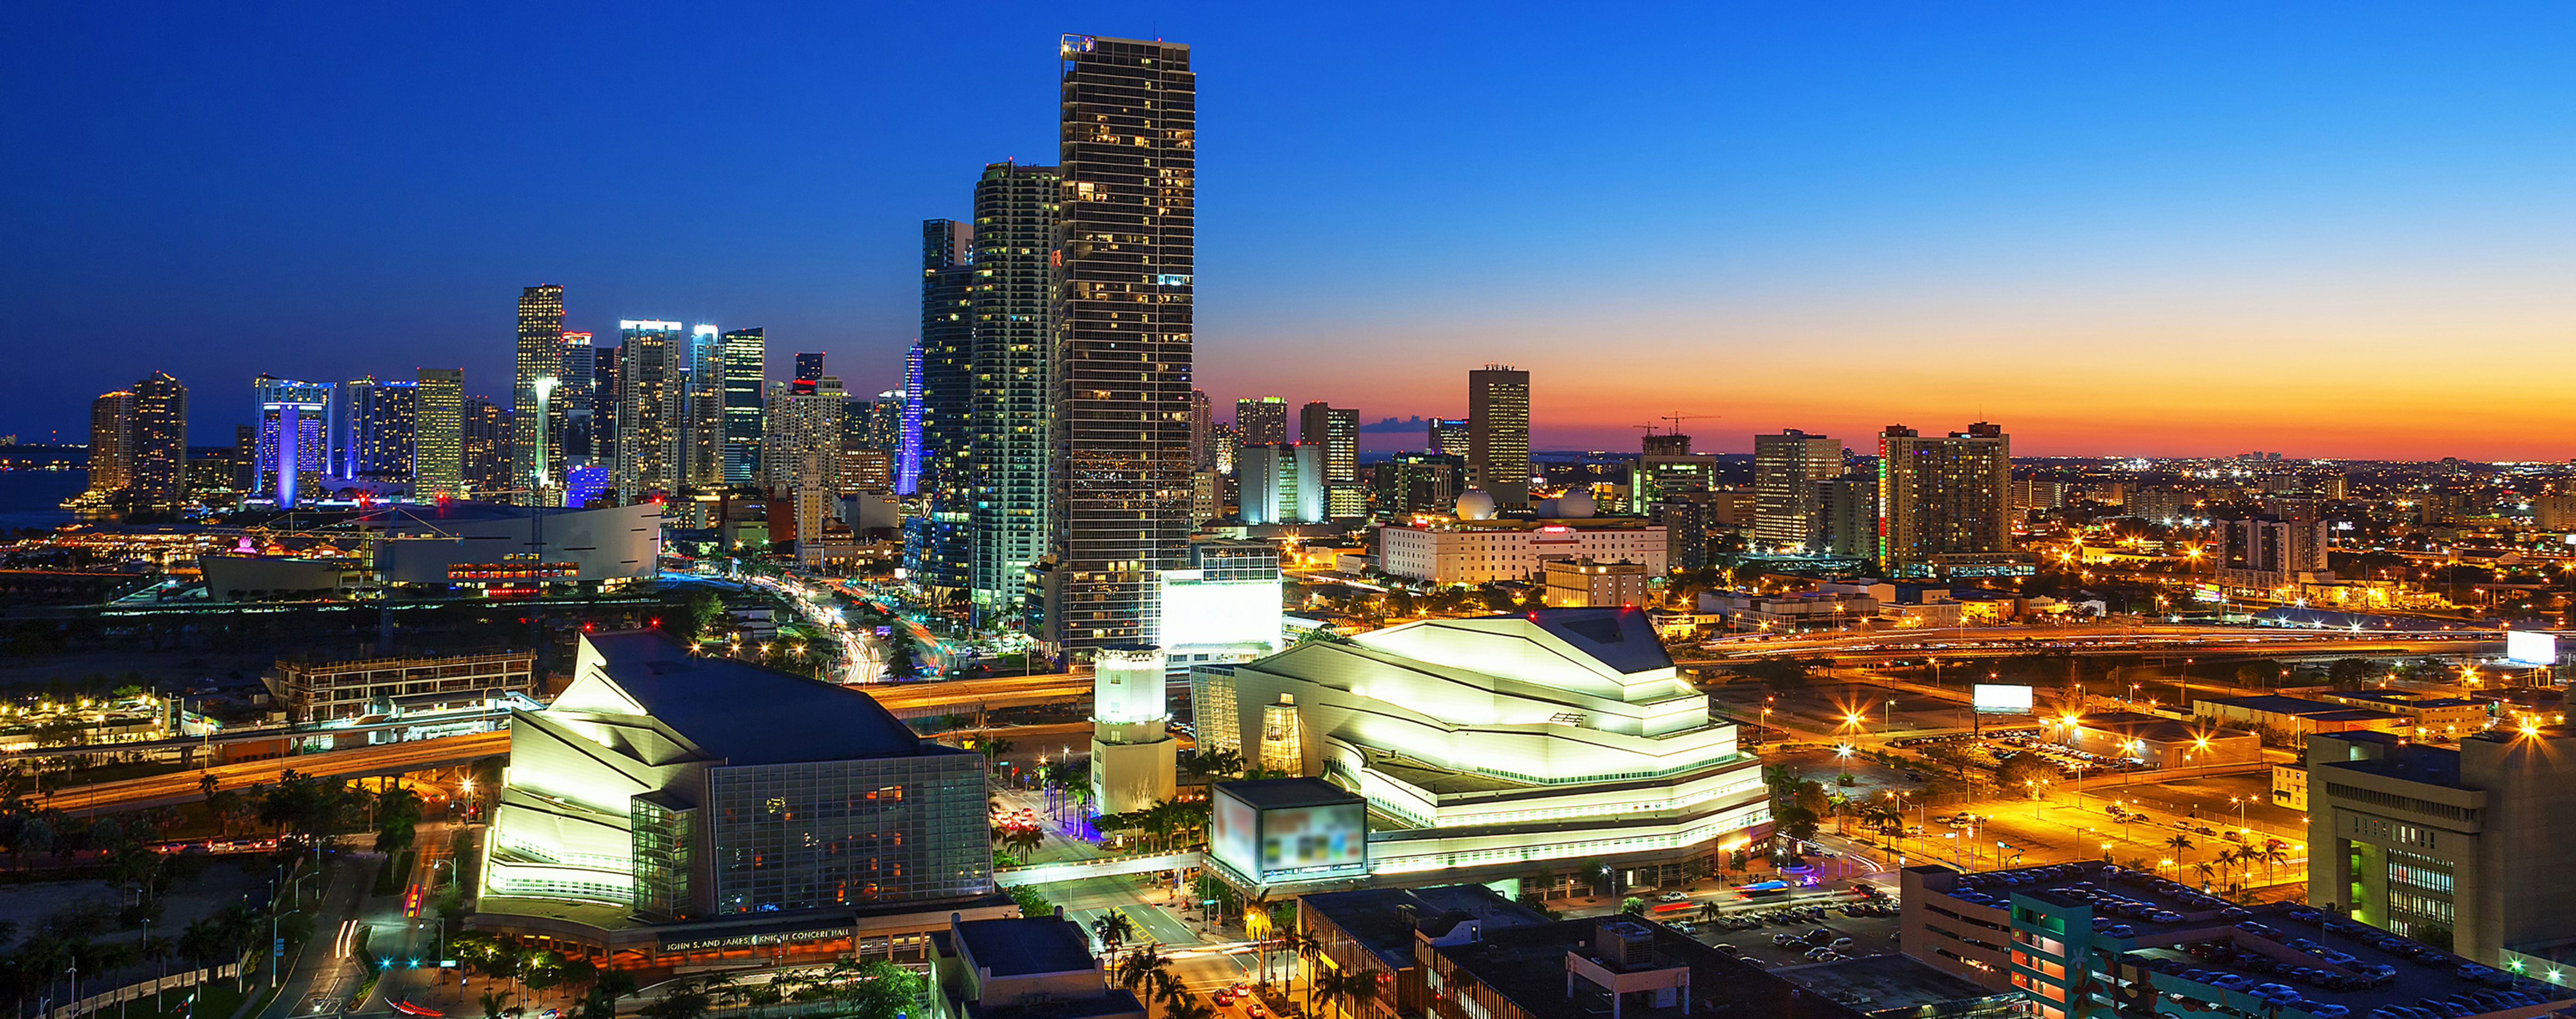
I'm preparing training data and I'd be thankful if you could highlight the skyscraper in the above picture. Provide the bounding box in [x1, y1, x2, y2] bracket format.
[253, 376, 332, 507]
[682, 325, 727, 489]
[1753, 429, 1843, 552]
[1042, 34, 1196, 657]
[462, 394, 510, 494]
[414, 368, 465, 496]
[593, 344, 621, 473]
[720, 328, 766, 485]
[1188, 389, 1213, 469]
[1235, 397, 1286, 446]
[793, 352, 826, 386]
[127, 372, 187, 510]
[1299, 401, 1360, 518]
[1428, 417, 1469, 456]
[968, 161, 1061, 623]
[343, 378, 419, 480]
[1877, 422, 2013, 577]
[86, 390, 134, 497]
[615, 320, 687, 499]
[897, 343, 925, 496]
[910, 219, 976, 605]
[763, 376, 846, 547]
[1467, 365, 1530, 505]
[512, 284, 566, 501]
[557, 332, 598, 467]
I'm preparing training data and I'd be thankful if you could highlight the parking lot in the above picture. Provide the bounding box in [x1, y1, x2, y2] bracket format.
[1666, 895, 1905, 969]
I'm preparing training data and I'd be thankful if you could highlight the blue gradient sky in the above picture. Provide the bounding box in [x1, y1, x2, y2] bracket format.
[5, 2, 2573, 458]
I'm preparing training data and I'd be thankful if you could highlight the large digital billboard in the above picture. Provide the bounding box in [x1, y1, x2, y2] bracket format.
[1257, 803, 1365, 875]
[1212, 790, 1262, 880]
[1973, 684, 2034, 715]
[2507, 631, 2559, 668]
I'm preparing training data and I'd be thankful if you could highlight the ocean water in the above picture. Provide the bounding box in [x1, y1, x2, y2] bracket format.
[0, 470, 91, 531]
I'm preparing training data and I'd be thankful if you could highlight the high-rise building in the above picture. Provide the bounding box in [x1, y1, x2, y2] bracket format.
[511, 284, 566, 501]
[593, 344, 621, 472]
[968, 161, 1060, 624]
[414, 368, 465, 496]
[764, 377, 847, 549]
[1428, 417, 1469, 456]
[127, 372, 187, 510]
[1299, 402, 1360, 517]
[1238, 444, 1324, 525]
[1753, 429, 1842, 552]
[1042, 34, 1197, 657]
[86, 390, 134, 496]
[720, 328, 765, 485]
[1188, 389, 1213, 469]
[1877, 422, 2014, 578]
[614, 320, 688, 499]
[1376, 451, 1466, 517]
[1236, 397, 1287, 446]
[1467, 365, 1531, 505]
[462, 395, 510, 494]
[253, 376, 332, 507]
[557, 332, 597, 468]
[679, 325, 727, 489]
[343, 378, 419, 480]
[1816, 473, 1876, 560]
[793, 352, 825, 386]
[898, 344, 925, 496]
[911, 219, 976, 606]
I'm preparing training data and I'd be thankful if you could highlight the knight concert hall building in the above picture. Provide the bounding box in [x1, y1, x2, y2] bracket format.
[1190, 608, 1769, 893]
[471, 631, 1011, 969]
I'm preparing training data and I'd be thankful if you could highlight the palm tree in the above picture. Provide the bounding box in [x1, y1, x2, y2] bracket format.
[1165, 999, 1218, 1019]
[1117, 945, 1178, 1018]
[2191, 860, 2216, 889]
[2163, 834, 2195, 873]
[1696, 901, 1725, 924]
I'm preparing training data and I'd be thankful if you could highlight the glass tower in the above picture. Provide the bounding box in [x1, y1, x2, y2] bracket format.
[909, 220, 975, 604]
[968, 162, 1060, 625]
[1044, 34, 1196, 657]
[512, 284, 566, 501]
[127, 372, 188, 511]
[414, 368, 465, 496]
[720, 328, 765, 485]
[615, 321, 687, 499]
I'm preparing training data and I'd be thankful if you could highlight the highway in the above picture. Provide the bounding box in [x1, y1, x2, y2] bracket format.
[47, 731, 507, 815]
[1706, 623, 2501, 663]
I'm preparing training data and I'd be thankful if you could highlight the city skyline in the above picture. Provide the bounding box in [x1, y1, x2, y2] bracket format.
[9, 4, 2576, 459]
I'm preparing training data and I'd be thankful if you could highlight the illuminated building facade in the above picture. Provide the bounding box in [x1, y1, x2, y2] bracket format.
[512, 284, 566, 499]
[1043, 34, 1196, 658]
[1190, 609, 1767, 883]
[1090, 646, 1177, 814]
[1156, 539, 1283, 667]
[365, 501, 662, 593]
[1238, 443, 1322, 524]
[1878, 422, 2016, 578]
[615, 320, 687, 498]
[1378, 452, 1467, 517]
[344, 377, 419, 480]
[968, 162, 1059, 625]
[1300, 402, 1361, 518]
[1467, 366, 1530, 505]
[461, 394, 510, 495]
[683, 324, 727, 488]
[1235, 397, 1286, 446]
[1753, 429, 1841, 552]
[415, 368, 465, 496]
[254, 375, 332, 507]
[912, 220, 974, 604]
[720, 328, 765, 484]
[1378, 519, 1666, 585]
[479, 631, 995, 947]
[764, 377, 847, 553]
[86, 389, 134, 496]
[555, 332, 598, 472]
[1429, 417, 1469, 457]
[127, 371, 188, 510]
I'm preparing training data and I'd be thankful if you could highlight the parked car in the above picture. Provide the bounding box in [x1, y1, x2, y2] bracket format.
[1658, 891, 1689, 903]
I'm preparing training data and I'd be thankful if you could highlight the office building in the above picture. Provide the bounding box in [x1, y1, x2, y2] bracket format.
[615, 320, 688, 499]
[254, 375, 332, 507]
[720, 328, 765, 485]
[415, 369, 464, 496]
[1301, 401, 1361, 517]
[126, 371, 187, 510]
[793, 352, 826, 386]
[2307, 727, 2576, 968]
[1236, 397, 1287, 446]
[343, 377, 419, 480]
[1752, 429, 1841, 552]
[1466, 366, 1531, 505]
[1238, 443, 1323, 525]
[558, 331, 598, 468]
[1191, 610, 1768, 888]
[1541, 558, 1649, 608]
[268, 650, 536, 726]
[512, 284, 566, 500]
[1041, 34, 1196, 658]
[1378, 518, 1666, 584]
[968, 161, 1059, 624]
[1629, 437, 1719, 517]
[1898, 860, 2562, 1019]
[476, 630, 1000, 964]
[1428, 417, 1469, 457]
[85, 390, 134, 497]
[1377, 451, 1467, 517]
[1878, 422, 2019, 578]
[461, 395, 510, 495]
[1816, 473, 1876, 561]
[912, 219, 976, 606]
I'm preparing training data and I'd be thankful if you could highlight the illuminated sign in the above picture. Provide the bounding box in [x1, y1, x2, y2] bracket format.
[1973, 684, 2034, 715]
[659, 927, 848, 953]
[2506, 631, 2558, 668]
[448, 562, 578, 581]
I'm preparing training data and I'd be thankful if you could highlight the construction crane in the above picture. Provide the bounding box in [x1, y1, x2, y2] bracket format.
[1660, 412, 1722, 435]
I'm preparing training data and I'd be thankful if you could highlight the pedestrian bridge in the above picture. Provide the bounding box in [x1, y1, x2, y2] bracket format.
[997, 850, 1204, 887]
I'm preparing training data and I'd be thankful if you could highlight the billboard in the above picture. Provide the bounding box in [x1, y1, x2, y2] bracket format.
[1212, 791, 1262, 880]
[1973, 684, 2034, 715]
[1256, 803, 1366, 876]
[2506, 631, 2559, 668]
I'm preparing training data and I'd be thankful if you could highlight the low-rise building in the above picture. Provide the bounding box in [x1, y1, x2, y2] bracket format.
[2312, 690, 2492, 741]
[2194, 695, 2413, 737]
[1900, 860, 2569, 1019]
[1379, 519, 1667, 585]
[2273, 762, 2308, 811]
[1542, 558, 1650, 608]
[1695, 590, 1879, 632]
[2054, 712, 2261, 769]
[266, 650, 537, 726]
[927, 912, 1143, 1019]
[1420, 912, 1878, 1019]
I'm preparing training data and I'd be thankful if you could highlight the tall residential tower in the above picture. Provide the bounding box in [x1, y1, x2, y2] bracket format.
[511, 285, 566, 501]
[969, 161, 1060, 624]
